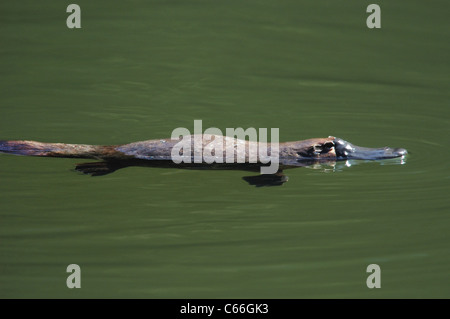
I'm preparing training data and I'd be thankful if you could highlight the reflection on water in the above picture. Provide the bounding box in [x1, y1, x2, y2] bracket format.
[306, 155, 408, 173]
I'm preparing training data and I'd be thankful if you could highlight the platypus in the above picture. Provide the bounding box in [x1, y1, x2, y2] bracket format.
[0, 135, 407, 187]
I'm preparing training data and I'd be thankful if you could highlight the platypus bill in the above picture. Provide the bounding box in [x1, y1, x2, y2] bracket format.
[0, 135, 407, 187]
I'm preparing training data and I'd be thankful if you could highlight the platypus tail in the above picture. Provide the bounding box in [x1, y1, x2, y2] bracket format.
[0, 140, 106, 159]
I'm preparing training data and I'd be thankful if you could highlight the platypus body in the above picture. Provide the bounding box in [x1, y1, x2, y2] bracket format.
[0, 135, 407, 187]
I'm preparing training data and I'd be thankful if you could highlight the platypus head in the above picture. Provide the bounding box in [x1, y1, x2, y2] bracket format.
[333, 137, 407, 160]
[285, 137, 407, 163]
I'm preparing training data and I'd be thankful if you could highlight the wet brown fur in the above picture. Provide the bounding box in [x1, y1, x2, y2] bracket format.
[0, 135, 337, 163]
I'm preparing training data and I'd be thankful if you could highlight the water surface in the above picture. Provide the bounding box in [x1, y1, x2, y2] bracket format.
[0, 0, 449, 298]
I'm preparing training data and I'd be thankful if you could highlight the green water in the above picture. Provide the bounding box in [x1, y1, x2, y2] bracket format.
[0, 0, 449, 298]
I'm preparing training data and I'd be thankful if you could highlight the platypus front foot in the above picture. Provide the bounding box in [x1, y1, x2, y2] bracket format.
[242, 171, 288, 187]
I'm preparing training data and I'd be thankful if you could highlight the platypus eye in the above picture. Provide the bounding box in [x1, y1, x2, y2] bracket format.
[313, 144, 323, 153]
[314, 142, 334, 154]
[297, 142, 333, 157]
